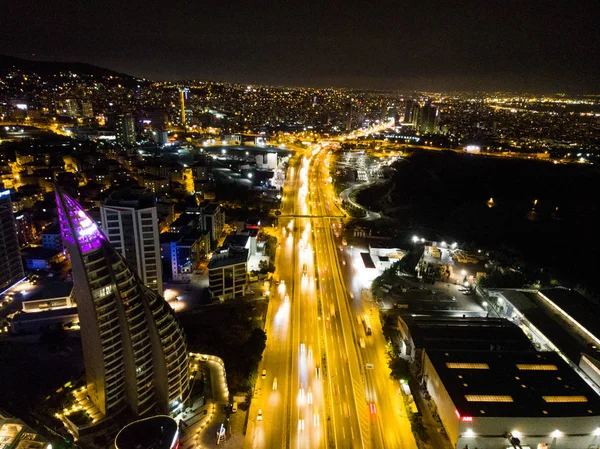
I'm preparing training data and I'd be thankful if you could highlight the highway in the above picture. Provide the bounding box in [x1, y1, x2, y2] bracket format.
[246, 126, 417, 449]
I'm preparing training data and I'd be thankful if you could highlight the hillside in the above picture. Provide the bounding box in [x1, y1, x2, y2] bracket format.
[0, 54, 145, 86]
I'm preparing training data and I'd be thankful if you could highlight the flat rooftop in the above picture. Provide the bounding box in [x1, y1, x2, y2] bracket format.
[208, 247, 249, 269]
[539, 288, 600, 345]
[22, 281, 73, 303]
[115, 415, 178, 449]
[427, 350, 600, 418]
[402, 317, 534, 352]
[492, 289, 600, 363]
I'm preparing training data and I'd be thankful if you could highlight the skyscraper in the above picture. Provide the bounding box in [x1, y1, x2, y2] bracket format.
[100, 190, 163, 294]
[418, 102, 439, 133]
[115, 113, 136, 146]
[0, 190, 24, 292]
[178, 88, 189, 127]
[55, 188, 191, 418]
[403, 100, 420, 125]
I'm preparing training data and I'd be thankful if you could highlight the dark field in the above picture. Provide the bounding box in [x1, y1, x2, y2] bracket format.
[356, 150, 600, 292]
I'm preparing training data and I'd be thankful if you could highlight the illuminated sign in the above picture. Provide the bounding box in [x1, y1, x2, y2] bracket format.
[455, 409, 473, 422]
[0, 190, 10, 198]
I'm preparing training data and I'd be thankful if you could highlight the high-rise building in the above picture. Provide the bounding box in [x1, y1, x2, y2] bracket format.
[115, 113, 136, 146]
[55, 188, 191, 418]
[64, 98, 80, 118]
[404, 100, 420, 125]
[178, 88, 189, 127]
[418, 102, 439, 133]
[0, 190, 25, 292]
[100, 190, 163, 294]
[81, 101, 94, 119]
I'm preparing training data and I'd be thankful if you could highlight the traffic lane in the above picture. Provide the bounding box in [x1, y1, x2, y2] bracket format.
[318, 242, 364, 449]
[295, 218, 326, 449]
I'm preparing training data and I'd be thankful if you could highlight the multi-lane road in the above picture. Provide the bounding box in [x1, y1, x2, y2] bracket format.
[246, 136, 417, 449]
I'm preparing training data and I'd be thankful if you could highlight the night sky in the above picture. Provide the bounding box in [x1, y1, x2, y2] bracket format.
[1, 0, 598, 91]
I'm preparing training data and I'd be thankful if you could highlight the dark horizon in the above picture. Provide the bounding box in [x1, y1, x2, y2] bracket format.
[1, 0, 599, 93]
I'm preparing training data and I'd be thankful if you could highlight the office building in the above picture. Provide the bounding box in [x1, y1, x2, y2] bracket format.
[101, 190, 163, 294]
[55, 188, 191, 419]
[0, 190, 24, 292]
[115, 113, 136, 146]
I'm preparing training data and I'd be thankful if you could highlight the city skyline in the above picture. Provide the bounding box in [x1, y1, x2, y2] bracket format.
[1, 0, 599, 92]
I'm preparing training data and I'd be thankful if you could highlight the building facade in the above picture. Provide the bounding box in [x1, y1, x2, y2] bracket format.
[208, 247, 248, 300]
[55, 189, 190, 419]
[115, 113, 136, 146]
[0, 190, 24, 292]
[101, 191, 163, 294]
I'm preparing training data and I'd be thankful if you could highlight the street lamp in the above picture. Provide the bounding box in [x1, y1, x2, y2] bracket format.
[412, 235, 419, 243]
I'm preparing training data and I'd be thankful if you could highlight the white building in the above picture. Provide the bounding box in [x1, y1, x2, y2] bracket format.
[423, 349, 600, 449]
[100, 191, 163, 294]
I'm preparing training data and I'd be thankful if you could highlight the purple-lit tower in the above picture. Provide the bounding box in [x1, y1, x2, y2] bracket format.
[55, 188, 191, 418]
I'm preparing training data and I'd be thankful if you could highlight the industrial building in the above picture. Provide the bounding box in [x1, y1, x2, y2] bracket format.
[423, 350, 600, 449]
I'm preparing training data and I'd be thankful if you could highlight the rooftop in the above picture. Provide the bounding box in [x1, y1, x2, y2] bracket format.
[223, 234, 250, 249]
[401, 317, 534, 352]
[491, 289, 600, 364]
[22, 281, 73, 303]
[427, 350, 600, 418]
[208, 247, 249, 269]
[115, 415, 178, 449]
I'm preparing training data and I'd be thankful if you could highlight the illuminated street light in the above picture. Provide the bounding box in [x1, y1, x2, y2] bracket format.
[412, 235, 419, 243]
[551, 430, 562, 438]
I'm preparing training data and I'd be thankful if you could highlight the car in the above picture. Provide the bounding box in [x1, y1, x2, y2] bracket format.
[262, 369, 267, 379]
[359, 337, 366, 349]
[231, 401, 238, 413]
[272, 377, 278, 390]
[315, 366, 320, 379]
[366, 363, 374, 370]
[257, 409, 263, 421]
[369, 403, 377, 415]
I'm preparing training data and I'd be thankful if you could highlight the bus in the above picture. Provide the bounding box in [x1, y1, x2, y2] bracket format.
[363, 315, 372, 336]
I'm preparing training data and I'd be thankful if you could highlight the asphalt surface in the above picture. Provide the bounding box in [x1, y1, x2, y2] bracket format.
[246, 134, 417, 449]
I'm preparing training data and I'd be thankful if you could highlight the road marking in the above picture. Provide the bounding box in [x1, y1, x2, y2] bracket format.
[351, 426, 355, 439]
[342, 426, 346, 439]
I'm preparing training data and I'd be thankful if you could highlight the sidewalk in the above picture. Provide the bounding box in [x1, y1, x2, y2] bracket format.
[409, 378, 454, 449]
